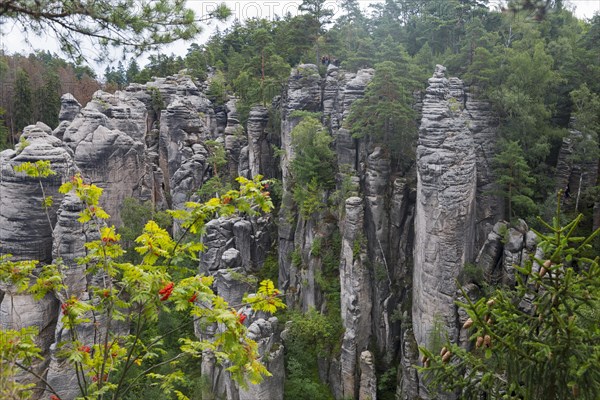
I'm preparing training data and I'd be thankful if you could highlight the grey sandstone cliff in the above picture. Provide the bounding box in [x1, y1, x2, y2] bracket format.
[0, 62, 523, 400]
[413, 65, 477, 351]
[0, 124, 75, 396]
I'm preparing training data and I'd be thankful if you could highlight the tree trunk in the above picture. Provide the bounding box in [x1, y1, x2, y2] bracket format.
[575, 173, 583, 212]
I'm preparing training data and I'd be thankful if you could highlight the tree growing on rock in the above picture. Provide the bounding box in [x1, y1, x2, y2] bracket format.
[289, 115, 336, 217]
[347, 60, 419, 172]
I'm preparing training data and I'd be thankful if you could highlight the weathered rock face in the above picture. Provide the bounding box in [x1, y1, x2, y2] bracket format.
[465, 89, 503, 249]
[339, 197, 372, 399]
[239, 318, 285, 400]
[358, 350, 377, 400]
[62, 90, 150, 225]
[53, 94, 82, 140]
[0, 124, 75, 262]
[0, 288, 58, 397]
[223, 98, 247, 179]
[0, 125, 75, 397]
[555, 123, 599, 223]
[59, 93, 82, 123]
[278, 65, 323, 295]
[412, 65, 477, 351]
[0, 72, 284, 400]
[247, 106, 276, 179]
[196, 214, 278, 400]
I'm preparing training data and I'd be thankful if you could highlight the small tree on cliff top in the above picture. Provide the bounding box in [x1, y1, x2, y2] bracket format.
[0, 161, 285, 400]
[347, 60, 418, 172]
[419, 197, 600, 399]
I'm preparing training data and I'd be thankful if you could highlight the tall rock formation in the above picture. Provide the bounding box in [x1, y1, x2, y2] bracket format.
[412, 65, 477, 350]
[0, 63, 515, 400]
[339, 197, 371, 398]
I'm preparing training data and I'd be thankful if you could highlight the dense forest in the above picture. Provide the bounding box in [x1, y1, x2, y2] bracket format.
[3, 0, 599, 222]
[1, 0, 599, 399]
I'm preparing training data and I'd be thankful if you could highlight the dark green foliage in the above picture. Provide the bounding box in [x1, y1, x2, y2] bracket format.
[315, 230, 342, 307]
[0, 108, 9, 150]
[196, 176, 232, 203]
[184, 43, 208, 81]
[289, 117, 336, 217]
[0, 60, 8, 149]
[125, 60, 140, 84]
[104, 62, 127, 87]
[135, 54, 186, 83]
[148, 87, 165, 118]
[570, 84, 600, 164]
[347, 59, 419, 172]
[119, 310, 203, 400]
[206, 70, 228, 106]
[493, 140, 537, 220]
[12, 68, 33, 133]
[205, 140, 227, 177]
[458, 263, 485, 286]
[35, 70, 61, 129]
[1, 0, 231, 61]
[256, 251, 279, 285]
[290, 117, 335, 188]
[283, 308, 341, 400]
[377, 366, 398, 400]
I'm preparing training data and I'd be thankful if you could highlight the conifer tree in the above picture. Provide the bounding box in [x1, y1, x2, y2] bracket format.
[0, 60, 9, 149]
[0, 108, 9, 150]
[0, 1, 232, 60]
[493, 140, 537, 220]
[12, 68, 33, 134]
[35, 70, 61, 129]
[125, 59, 140, 84]
[347, 60, 419, 171]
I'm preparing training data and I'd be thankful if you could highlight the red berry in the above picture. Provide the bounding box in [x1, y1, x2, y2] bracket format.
[158, 282, 174, 301]
[78, 345, 91, 353]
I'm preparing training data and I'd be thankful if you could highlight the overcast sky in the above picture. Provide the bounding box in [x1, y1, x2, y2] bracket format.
[1, 0, 598, 76]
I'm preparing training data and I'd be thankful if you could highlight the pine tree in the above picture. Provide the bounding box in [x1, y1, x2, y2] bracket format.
[35, 70, 61, 129]
[12, 68, 33, 134]
[347, 60, 419, 171]
[290, 116, 336, 216]
[125, 59, 140, 84]
[0, 60, 9, 148]
[184, 43, 208, 81]
[1, 1, 231, 60]
[299, 0, 334, 64]
[0, 108, 9, 150]
[493, 140, 537, 220]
